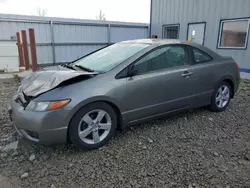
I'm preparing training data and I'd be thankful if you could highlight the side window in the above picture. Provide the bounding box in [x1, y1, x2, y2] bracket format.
[161, 46, 188, 70]
[133, 46, 188, 75]
[192, 48, 212, 63]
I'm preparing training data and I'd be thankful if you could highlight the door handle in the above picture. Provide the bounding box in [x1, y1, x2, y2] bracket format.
[181, 71, 193, 77]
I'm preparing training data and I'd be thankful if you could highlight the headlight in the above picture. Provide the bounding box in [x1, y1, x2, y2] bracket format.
[25, 99, 70, 111]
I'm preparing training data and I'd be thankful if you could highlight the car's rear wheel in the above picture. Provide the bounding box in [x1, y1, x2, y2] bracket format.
[209, 81, 232, 112]
[69, 102, 117, 150]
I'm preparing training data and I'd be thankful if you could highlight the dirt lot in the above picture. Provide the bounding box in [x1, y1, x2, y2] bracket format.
[0, 80, 250, 188]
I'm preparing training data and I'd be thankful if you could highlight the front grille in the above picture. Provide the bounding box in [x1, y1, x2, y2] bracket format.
[15, 97, 25, 107]
[15, 92, 32, 108]
[23, 92, 32, 103]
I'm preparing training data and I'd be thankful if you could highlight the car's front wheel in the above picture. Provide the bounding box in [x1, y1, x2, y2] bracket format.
[69, 102, 117, 150]
[210, 81, 232, 112]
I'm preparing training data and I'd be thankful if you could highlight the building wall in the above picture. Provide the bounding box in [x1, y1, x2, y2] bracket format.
[0, 14, 149, 65]
[151, 0, 250, 71]
[0, 41, 19, 72]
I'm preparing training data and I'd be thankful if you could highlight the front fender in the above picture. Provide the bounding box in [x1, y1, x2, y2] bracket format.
[65, 95, 123, 127]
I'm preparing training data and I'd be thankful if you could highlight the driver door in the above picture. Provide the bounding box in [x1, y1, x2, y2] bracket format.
[122, 45, 194, 123]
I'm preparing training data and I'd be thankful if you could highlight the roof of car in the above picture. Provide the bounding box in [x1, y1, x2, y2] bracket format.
[120, 39, 184, 45]
[120, 39, 222, 59]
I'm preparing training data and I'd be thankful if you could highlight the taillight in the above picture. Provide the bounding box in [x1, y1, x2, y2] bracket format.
[235, 61, 239, 70]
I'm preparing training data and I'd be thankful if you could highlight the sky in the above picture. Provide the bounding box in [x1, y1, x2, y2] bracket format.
[0, 0, 150, 23]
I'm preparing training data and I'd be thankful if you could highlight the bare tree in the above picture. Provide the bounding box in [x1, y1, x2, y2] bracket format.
[96, 10, 106, 21]
[37, 8, 47, 17]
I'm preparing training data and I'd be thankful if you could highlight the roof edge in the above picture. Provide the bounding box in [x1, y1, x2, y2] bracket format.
[0, 13, 149, 26]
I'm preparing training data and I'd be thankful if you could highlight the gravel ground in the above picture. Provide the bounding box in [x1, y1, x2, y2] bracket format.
[0, 80, 250, 188]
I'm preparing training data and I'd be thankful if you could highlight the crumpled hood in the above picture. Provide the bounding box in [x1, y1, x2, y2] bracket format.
[18, 66, 97, 97]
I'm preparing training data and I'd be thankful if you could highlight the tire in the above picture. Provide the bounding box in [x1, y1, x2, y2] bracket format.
[209, 81, 232, 112]
[69, 102, 117, 150]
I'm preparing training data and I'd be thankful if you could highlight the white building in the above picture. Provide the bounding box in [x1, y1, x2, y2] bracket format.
[150, 0, 250, 72]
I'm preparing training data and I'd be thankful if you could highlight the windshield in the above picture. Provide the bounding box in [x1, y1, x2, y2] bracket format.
[73, 43, 149, 72]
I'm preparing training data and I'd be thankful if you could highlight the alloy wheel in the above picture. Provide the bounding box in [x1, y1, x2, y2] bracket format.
[215, 85, 230, 108]
[78, 109, 112, 144]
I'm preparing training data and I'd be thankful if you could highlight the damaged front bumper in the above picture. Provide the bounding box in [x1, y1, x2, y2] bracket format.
[9, 100, 68, 145]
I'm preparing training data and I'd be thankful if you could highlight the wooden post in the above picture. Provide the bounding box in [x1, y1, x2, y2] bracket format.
[21, 30, 30, 70]
[29, 28, 38, 71]
[16, 32, 25, 71]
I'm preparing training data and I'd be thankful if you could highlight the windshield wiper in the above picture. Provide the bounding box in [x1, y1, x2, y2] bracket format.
[73, 65, 95, 72]
[61, 64, 99, 73]
[61, 63, 75, 70]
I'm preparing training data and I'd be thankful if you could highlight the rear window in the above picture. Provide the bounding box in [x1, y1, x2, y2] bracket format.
[192, 48, 213, 63]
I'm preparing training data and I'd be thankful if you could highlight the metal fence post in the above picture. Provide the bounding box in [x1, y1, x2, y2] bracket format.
[29, 28, 38, 71]
[16, 32, 25, 70]
[21, 30, 30, 70]
[107, 24, 111, 45]
[50, 20, 56, 65]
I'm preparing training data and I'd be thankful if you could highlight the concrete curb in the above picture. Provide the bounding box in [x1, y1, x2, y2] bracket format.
[241, 72, 250, 80]
[0, 71, 32, 83]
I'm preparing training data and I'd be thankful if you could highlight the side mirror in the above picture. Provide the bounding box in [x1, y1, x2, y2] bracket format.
[128, 67, 138, 77]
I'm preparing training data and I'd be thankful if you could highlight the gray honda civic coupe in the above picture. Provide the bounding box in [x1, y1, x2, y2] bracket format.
[9, 39, 240, 150]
